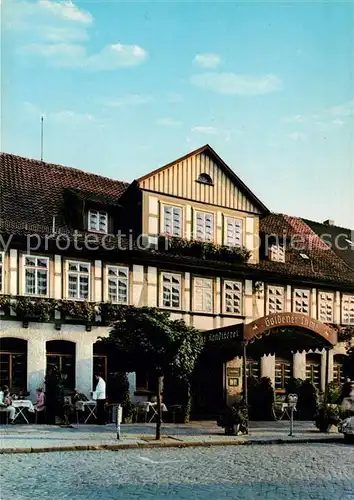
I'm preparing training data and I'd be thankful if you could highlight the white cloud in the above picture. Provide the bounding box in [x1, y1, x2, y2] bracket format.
[20, 42, 148, 69]
[8, 1, 147, 71]
[84, 44, 148, 70]
[38, 0, 93, 24]
[288, 132, 306, 141]
[41, 25, 89, 42]
[190, 72, 282, 95]
[194, 53, 221, 69]
[157, 118, 182, 127]
[105, 94, 153, 107]
[49, 110, 96, 124]
[191, 126, 218, 135]
[284, 100, 354, 127]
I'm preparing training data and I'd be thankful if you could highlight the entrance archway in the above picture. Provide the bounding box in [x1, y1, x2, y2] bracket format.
[203, 313, 338, 423]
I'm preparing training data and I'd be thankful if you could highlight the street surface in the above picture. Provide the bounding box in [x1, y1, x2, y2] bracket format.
[1, 443, 353, 499]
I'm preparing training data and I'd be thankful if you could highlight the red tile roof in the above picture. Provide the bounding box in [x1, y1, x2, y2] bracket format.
[0, 153, 129, 227]
[259, 214, 354, 284]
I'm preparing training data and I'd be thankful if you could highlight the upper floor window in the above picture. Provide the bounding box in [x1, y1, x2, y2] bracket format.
[163, 205, 182, 237]
[225, 217, 243, 247]
[195, 211, 214, 242]
[293, 289, 310, 315]
[107, 266, 129, 304]
[342, 294, 354, 325]
[67, 261, 90, 300]
[160, 272, 181, 309]
[88, 209, 108, 233]
[193, 277, 213, 312]
[224, 280, 243, 314]
[269, 244, 285, 263]
[0, 252, 3, 293]
[267, 285, 285, 314]
[197, 173, 213, 185]
[318, 291, 334, 323]
[24, 255, 49, 296]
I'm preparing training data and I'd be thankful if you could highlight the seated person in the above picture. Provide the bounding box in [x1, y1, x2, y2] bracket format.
[73, 388, 88, 404]
[34, 387, 46, 423]
[0, 385, 16, 424]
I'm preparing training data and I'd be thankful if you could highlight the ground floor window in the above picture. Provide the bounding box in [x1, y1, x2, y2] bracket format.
[275, 357, 292, 391]
[306, 354, 321, 388]
[0, 338, 27, 391]
[135, 371, 157, 394]
[46, 341, 75, 390]
[333, 355, 346, 386]
[93, 356, 108, 383]
[246, 358, 260, 379]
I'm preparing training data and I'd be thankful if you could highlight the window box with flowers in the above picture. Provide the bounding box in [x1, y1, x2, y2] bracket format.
[162, 237, 251, 264]
[57, 300, 97, 330]
[12, 296, 56, 327]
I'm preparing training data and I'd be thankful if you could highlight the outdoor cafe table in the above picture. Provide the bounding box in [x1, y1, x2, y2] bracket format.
[141, 402, 168, 423]
[12, 400, 35, 424]
[75, 400, 97, 424]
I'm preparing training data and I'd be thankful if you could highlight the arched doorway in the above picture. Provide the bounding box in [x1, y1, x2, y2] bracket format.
[0, 338, 27, 392]
[46, 341, 75, 390]
[203, 312, 338, 419]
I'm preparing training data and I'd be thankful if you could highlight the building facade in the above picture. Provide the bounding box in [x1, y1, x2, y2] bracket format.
[0, 146, 353, 407]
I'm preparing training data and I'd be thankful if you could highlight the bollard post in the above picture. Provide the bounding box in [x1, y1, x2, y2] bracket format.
[288, 394, 298, 437]
[116, 404, 123, 440]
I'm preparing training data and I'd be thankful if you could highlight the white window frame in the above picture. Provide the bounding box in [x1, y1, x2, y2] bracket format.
[293, 288, 311, 315]
[342, 294, 354, 325]
[193, 277, 213, 313]
[318, 291, 334, 323]
[23, 255, 50, 297]
[66, 260, 91, 301]
[88, 209, 108, 234]
[224, 217, 243, 247]
[269, 244, 285, 263]
[160, 272, 182, 310]
[105, 265, 129, 304]
[223, 280, 243, 315]
[161, 204, 183, 238]
[194, 210, 214, 242]
[0, 252, 4, 294]
[266, 285, 285, 314]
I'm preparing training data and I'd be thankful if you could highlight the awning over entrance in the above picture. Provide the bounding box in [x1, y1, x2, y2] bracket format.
[203, 312, 337, 353]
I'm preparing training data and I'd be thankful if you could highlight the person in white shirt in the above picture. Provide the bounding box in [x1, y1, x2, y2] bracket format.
[93, 374, 106, 425]
[0, 386, 16, 424]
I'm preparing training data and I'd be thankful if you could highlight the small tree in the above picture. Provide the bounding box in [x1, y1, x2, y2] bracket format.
[98, 306, 203, 439]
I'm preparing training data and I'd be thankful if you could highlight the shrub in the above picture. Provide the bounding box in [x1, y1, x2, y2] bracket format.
[297, 380, 318, 420]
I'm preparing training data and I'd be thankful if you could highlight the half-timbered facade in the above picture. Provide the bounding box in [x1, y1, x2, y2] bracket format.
[1, 145, 353, 409]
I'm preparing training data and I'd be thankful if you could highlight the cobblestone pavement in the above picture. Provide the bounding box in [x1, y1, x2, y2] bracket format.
[1, 443, 353, 500]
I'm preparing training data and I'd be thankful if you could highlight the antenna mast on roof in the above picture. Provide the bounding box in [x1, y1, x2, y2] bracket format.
[40, 115, 44, 161]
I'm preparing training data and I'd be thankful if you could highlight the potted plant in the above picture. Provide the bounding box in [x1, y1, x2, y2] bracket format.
[315, 404, 341, 433]
[217, 400, 248, 436]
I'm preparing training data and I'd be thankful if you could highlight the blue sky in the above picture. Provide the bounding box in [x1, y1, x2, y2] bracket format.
[2, 0, 354, 228]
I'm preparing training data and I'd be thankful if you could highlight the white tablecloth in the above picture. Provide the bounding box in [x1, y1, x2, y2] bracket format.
[12, 400, 35, 413]
[140, 402, 168, 412]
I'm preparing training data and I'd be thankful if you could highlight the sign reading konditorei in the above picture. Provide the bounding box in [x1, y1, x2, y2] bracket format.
[244, 312, 337, 346]
[204, 325, 243, 344]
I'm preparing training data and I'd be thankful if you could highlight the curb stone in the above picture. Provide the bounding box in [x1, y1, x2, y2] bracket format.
[0, 436, 344, 455]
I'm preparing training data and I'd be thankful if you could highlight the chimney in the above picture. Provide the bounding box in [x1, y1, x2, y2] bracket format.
[323, 219, 334, 226]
